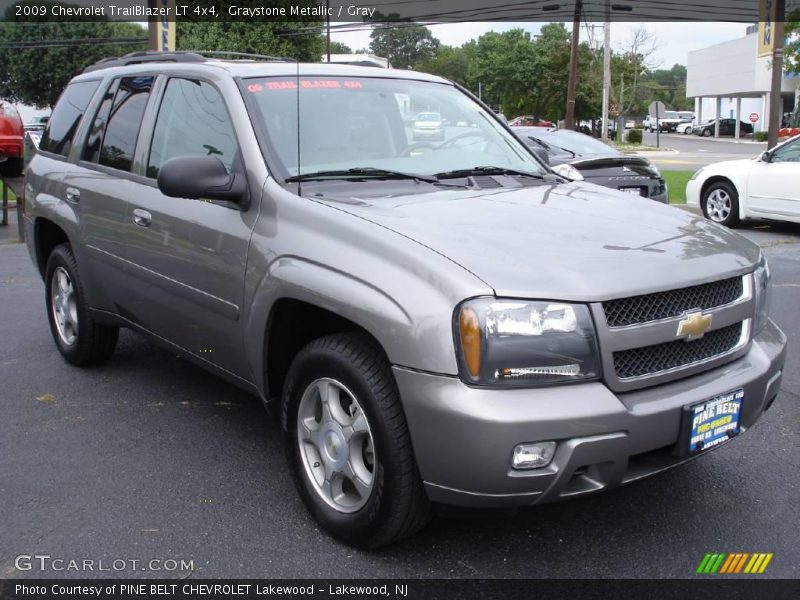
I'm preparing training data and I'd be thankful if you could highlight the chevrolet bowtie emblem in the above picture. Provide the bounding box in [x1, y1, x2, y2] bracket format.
[677, 311, 713, 340]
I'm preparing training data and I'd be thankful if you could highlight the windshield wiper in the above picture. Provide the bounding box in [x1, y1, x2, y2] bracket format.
[435, 166, 546, 180]
[285, 167, 439, 183]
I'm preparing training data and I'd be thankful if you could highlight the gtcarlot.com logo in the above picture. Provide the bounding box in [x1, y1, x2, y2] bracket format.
[14, 554, 194, 573]
[696, 552, 773, 574]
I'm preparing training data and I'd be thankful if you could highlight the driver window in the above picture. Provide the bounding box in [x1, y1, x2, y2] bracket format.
[147, 78, 238, 178]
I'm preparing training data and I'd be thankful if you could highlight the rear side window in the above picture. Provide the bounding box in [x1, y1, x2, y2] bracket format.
[98, 76, 154, 172]
[39, 80, 100, 157]
[147, 78, 238, 178]
[82, 80, 120, 163]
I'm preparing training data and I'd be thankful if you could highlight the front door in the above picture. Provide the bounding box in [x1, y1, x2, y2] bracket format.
[120, 76, 256, 378]
[747, 137, 800, 218]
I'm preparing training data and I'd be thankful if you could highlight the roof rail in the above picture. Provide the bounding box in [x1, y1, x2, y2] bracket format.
[82, 50, 296, 73]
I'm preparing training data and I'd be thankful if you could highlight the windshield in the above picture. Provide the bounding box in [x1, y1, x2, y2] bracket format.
[244, 76, 545, 180]
[525, 129, 616, 156]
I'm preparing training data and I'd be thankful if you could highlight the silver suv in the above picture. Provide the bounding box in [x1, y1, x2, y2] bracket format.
[22, 52, 786, 548]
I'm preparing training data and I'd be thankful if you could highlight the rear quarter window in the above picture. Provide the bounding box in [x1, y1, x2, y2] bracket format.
[39, 80, 101, 157]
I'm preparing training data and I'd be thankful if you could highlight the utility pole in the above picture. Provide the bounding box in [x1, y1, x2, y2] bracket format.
[564, 0, 583, 130]
[767, 0, 786, 149]
[601, 2, 611, 140]
[326, 0, 331, 62]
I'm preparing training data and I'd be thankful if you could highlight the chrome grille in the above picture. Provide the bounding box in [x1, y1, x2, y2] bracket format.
[613, 323, 744, 380]
[603, 277, 744, 328]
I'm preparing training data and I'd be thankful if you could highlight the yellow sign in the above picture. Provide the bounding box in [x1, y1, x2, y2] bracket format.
[757, 0, 776, 57]
[156, 0, 176, 52]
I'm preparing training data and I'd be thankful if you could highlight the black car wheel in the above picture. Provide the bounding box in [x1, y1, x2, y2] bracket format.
[45, 244, 119, 365]
[701, 181, 740, 228]
[702, 128, 712, 137]
[283, 333, 431, 548]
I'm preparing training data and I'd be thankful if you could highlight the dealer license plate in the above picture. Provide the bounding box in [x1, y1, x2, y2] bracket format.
[685, 388, 743, 454]
[619, 187, 644, 195]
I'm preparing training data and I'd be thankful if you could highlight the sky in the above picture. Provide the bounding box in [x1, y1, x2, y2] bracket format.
[332, 21, 750, 71]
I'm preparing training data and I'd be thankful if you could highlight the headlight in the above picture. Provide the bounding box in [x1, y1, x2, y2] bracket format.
[455, 298, 601, 387]
[689, 167, 705, 181]
[753, 255, 772, 334]
[551, 163, 584, 181]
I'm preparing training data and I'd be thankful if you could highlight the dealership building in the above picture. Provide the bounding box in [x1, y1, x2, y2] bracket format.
[687, 26, 798, 137]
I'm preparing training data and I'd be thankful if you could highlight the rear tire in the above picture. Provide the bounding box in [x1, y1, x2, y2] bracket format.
[702, 128, 712, 137]
[701, 181, 740, 228]
[45, 244, 119, 365]
[283, 333, 431, 548]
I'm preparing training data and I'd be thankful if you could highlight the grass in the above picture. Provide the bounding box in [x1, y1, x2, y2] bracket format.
[662, 170, 694, 204]
[1, 181, 17, 203]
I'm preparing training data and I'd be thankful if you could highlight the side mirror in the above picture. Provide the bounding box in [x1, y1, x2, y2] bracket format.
[758, 150, 771, 163]
[530, 146, 550, 165]
[157, 155, 247, 204]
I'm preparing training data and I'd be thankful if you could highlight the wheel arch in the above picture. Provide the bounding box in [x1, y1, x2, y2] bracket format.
[33, 217, 70, 279]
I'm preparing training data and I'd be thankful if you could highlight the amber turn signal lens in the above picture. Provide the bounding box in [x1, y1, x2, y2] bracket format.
[459, 307, 481, 378]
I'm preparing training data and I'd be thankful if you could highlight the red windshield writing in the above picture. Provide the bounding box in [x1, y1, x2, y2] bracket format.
[247, 80, 364, 93]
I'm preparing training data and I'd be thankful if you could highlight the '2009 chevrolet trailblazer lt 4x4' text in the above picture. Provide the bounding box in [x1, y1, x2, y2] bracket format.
[22, 51, 786, 548]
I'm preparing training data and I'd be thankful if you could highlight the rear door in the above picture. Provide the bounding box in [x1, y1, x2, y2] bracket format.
[120, 74, 257, 377]
[64, 76, 154, 311]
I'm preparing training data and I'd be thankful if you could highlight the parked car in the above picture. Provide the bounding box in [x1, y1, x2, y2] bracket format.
[23, 51, 785, 548]
[509, 114, 554, 128]
[24, 115, 49, 132]
[693, 118, 754, 137]
[411, 111, 444, 141]
[514, 126, 667, 202]
[676, 122, 694, 134]
[0, 101, 24, 177]
[686, 134, 800, 226]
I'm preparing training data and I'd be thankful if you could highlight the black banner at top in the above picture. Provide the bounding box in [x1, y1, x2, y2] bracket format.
[0, 0, 799, 23]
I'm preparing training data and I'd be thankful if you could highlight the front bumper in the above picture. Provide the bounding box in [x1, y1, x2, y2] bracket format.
[412, 128, 444, 140]
[396, 320, 786, 508]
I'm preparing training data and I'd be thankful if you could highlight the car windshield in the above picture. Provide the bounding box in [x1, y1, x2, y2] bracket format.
[524, 129, 616, 156]
[244, 75, 545, 180]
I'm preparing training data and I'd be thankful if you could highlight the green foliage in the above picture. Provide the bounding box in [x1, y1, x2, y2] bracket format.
[328, 40, 352, 54]
[786, 14, 799, 75]
[413, 45, 471, 86]
[641, 65, 693, 111]
[368, 15, 440, 69]
[754, 131, 769, 142]
[177, 22, 322, 62]
[0, 0, 146, 108]
[625, 129, 643, 144]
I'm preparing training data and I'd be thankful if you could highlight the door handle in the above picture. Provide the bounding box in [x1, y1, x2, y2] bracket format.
[65, 187, 80, 203]
[132, 208, 152, 227]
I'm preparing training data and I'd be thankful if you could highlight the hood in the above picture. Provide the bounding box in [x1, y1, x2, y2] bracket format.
[318, 183, 760, 301]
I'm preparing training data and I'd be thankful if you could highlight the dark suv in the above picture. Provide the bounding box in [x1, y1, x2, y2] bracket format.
[22, 52, 786, 548]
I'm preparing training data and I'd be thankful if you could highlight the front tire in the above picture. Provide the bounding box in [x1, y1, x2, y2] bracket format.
[45, 244, 119, 365]
[283, 333, 431, 548]
[701, 181, 740, 228]
[0, 157, 23, 177]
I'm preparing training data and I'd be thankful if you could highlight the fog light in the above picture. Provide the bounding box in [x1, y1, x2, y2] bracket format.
[512, 441, 557, 470]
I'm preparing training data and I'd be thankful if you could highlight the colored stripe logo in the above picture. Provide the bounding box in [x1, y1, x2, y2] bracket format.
[697, 552, 773, 574]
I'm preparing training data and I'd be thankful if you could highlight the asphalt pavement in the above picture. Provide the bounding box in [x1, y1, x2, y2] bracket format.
[1, 218, 798, 579]
[639, 132, 767, 172]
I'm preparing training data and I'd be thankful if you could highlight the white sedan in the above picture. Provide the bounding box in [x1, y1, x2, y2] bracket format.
[675, 122, 693, 134]
[686, 135, 800, 227]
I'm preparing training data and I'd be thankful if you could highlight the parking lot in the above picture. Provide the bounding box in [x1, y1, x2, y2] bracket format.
[1, 217, 798, 579]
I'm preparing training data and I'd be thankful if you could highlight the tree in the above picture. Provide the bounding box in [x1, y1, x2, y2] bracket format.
[613, 26, 660, 115]
[0, 1, 146, 108]
[368, 15, 440, 69]
[328, 40, 352, 54]
[785, 12, 799, 75]
[413, 44, 471, 86]
[177, 23, 322, 62]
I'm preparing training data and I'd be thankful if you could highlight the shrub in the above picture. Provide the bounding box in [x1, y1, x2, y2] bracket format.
[754, 131, 768, 142]
[626, 129, 643, 144]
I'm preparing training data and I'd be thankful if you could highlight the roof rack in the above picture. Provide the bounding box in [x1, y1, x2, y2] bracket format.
[83, 50, 296, 73]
